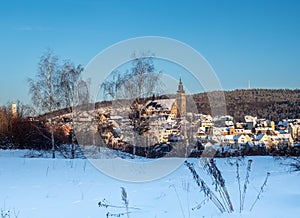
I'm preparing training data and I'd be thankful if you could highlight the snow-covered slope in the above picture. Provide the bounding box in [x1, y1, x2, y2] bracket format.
[0, 150, 299, 218]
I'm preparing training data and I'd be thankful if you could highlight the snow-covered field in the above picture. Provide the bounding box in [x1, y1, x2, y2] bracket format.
[0, 149, 299, 218]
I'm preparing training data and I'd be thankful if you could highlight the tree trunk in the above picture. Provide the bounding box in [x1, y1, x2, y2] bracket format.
[50, 119, 55, 158]
[71, 129, 75, 159]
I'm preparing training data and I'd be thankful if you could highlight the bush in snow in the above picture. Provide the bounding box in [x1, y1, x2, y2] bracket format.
[1, 207, 19, 218]
[98, 187, 140, 218]
[185, 158, 270, 214]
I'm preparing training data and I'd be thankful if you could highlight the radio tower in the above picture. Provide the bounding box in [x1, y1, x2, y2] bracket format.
[248, 80, 251, 89]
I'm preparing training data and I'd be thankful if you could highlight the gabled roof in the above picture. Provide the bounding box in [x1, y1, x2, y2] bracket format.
[256, 134, 267, 141]
[233, 134, 243, 140]
[144, 99, 176, 111]
[233, 134, 248, 140]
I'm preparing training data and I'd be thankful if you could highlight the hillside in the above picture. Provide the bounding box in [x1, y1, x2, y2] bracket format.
[192, 89, 300, 122]
[38, 89, 300, 123]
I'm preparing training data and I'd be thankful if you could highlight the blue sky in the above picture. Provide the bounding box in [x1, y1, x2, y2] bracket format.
[0, 0, 300, 105]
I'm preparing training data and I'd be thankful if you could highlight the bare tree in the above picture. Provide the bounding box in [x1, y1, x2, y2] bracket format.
[28, 50, 61, 158]
[100, 70, 125, 100]
[101, 52, 162, 101]
[0, 106, 10, 138]
[12, 100, 34, 118]
[125, 54, 162, 155]
[77, 79, 91, 105]
[60, 61, 84, 109]
[119, 53, 161, 101]
[100, 52, 163, 155]
[59, 60, 84, 158]
[0, 100, 36, 149]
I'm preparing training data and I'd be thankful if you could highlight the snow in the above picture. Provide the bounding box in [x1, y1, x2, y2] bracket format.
[144, 99, 176, 111]
[0, 149, 300, 218]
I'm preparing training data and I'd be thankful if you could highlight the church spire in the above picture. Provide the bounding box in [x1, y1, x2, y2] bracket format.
[177, 76, 185, 93]
[176, 76, 186, 118]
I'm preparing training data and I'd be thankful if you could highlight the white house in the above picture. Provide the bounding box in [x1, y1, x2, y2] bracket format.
[233, 134, 252, 145]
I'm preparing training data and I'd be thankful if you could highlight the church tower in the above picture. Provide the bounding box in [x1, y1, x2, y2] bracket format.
[176, 77, 186, 118]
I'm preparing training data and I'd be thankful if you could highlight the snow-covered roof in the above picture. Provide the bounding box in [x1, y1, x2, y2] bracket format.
[110, 115, 124, 120]
[256, 134, 267, 141]
[220, 135, 234, 140]
[144, 99, 176, 111]
[245, 115, 257, 123]
[233, 134, 245, 140]
[278, 121, 288, 127]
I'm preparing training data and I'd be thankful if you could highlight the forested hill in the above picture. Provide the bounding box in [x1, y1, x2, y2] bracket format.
[39, 89, 300, 123]
[192, 89, 300, 122]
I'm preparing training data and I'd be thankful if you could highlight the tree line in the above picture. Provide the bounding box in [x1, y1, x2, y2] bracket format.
[28, 50, 87, 158]
[192, 89, 300, 122]
[0, 50, 163, 158]
[0, 50, 86, 158]
[1, 49, 298, 157]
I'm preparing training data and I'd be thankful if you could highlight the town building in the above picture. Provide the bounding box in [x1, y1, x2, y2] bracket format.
[176, 77, 186, 118]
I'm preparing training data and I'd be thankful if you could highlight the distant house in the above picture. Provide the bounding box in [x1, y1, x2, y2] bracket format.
[255, 134, 269, 143]
[53, 125, 72, 136]
[214, 115, 234, 127]
[142, 78, 187, 119]
[277, 121, 289, 130]
[220, 135, 235, 145]
[289, 124, 300, 141]
[195, 114, 212, 122]
[143, 99, 178, 118]
[254, 134, 272, 149]
[199, 120, 214, 128]
[255, 127, 275, 135]
[234, 128, 245, 135]
[245, 115, 257, 124]
[233, 134, 252, 145]
[213, 127, 230, 135]
[277, 133, 294, 146]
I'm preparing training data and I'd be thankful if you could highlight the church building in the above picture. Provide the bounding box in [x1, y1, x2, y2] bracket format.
[176, 77, 186, 118]
[143, 77, 187, 119]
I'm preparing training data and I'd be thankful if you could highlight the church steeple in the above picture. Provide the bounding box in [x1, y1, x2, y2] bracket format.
[176, 77, 186, 118]
[177, 77, 184, 93]
[177, 77, 185, 93]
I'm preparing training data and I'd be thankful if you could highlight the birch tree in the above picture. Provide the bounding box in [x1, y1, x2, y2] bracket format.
[101, 52, 163, 155]
[28, 50, 61, 158]
[59, 60, 84, 158]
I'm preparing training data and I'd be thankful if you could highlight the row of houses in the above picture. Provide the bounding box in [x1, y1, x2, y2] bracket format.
[45, 79, 300, 155]
[48, 99, 299, 152]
